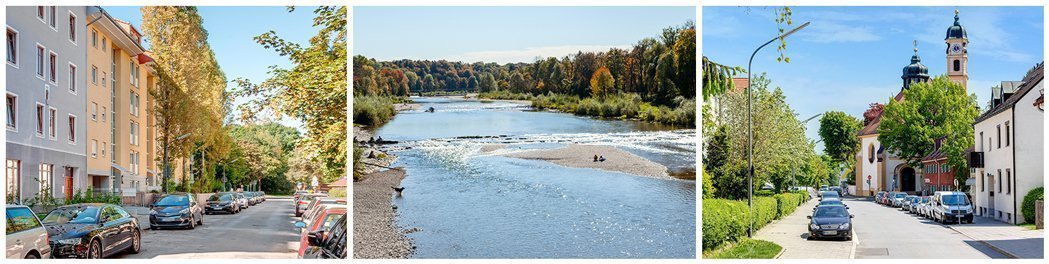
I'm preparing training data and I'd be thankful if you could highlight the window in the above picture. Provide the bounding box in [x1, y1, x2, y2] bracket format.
[91, 29, 97, 48]
[91, 140, 97, 158]
[35, 103, 43, 136]
[68, 63, 76, 93]
[979, 132, 984, 151]
[102, 72, 106, 87]
[1006, 169, 1011, 194]
[91, 102, 97, 120]
[6, 93, 15, 130]
[37, 6, 45, 21]
[980, 173, 984, 192]
[38, 163, 53, 200]
[48, 107, 56, 139]
[6, 27, 16, 66]
[35, 45, 44, 77]
[101, 37, 106, 49]
[1005, 122, 1010, 146]
[129, 60, 139, 87]
[130, 92, 139, 116]
[67, 115, 75, 143]
[91, 65, 97, 84]
[997, 125, 1001, 149]
[101, 141, 106, 157]
[101, 106, 106, 122]
[6, 160, 20, 202]
[68, 13, 76, 43]
[48, 7, 56, 29]
[997, 169, 1002, 193]
[868, 144, 875, 163]
[953, 60, 960, 72]
[130, 121, 138, 146]
[48, 52, 56, 83]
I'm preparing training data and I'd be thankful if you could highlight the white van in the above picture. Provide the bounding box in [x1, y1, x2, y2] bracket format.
[5, 205, 51, 259]
[930, 191, 974, 224]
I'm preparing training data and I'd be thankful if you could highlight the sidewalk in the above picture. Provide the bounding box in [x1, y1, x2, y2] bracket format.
[753, 198, 854, 259]
[124, 205, 154, 230]
[948, 216, 1044, 259]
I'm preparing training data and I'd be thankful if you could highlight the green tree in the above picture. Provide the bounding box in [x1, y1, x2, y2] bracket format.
[879, 75, 978, 183]
[818, 111, 862, 165]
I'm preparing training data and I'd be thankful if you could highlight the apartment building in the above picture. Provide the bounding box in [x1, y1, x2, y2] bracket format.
[83, 6, 159, 197]
[6, 6, 89, 203]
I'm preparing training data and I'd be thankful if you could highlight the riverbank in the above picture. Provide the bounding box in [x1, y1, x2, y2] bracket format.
[503, 144, 671, 179]
[352, 168, 413, 259]
[353, 126, 397, 177]
[477, 91, 696, 127]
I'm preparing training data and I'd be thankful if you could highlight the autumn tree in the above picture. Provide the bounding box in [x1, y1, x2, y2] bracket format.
[589, 67, 615, 97]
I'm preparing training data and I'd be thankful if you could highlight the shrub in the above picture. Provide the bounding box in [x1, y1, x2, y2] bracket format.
[773, 193, 803, 219]
[754, 190, 774, 197]
[352, 95, 397, 126]
[1022, 187, 1044, 224]
[706, 238, 782, 259]
[702, 199, 750, 250]
[752, 196, 778, 230]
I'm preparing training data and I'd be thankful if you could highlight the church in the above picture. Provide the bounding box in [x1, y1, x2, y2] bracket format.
[853, 10, 969, 196]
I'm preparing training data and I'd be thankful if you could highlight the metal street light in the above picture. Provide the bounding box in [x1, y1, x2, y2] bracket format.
[746, 21, 810, 237]
[162, 132, 192, 193]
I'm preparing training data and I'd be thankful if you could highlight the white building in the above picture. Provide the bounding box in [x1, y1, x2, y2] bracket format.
[970, 62, 1044, 224]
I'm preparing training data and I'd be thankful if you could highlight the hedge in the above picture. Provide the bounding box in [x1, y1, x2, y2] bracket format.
[773, 193, 803, 219]
[752, 196, 778, 230]
[704, 193, 810, 251]
[1022, 187, 1044, 224]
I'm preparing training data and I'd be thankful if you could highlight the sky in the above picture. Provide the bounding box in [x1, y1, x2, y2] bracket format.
[703, 6, 1044, 152]
[354, 6, 696, 64]
[103, 6, 322, 132]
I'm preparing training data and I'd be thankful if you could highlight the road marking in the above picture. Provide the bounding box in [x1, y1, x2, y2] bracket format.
[850, 226, 859, 259]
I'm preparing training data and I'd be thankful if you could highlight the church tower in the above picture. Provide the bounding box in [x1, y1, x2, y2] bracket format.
[946, 9, 969, 90]
[902, 40, 930, 90]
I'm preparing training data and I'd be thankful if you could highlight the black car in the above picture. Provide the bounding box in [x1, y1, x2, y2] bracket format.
[205, 193, 239, 214]
[813, 198, 849, 211]
[149, 193, 204, 229]
[807, 205, 853, 241]
[818, 191, 840, 201]
[301, 214, 346, 259]
[42, 204, 141, 258]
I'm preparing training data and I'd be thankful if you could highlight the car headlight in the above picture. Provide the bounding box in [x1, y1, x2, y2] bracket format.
[55, 238, 82, 245]
[809, 223, 819, 230]
[179, 208, 190, 214]
[839, 223, 851, 230]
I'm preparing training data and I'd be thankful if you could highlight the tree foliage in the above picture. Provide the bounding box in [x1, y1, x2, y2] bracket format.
[818, 111, 862, 165]
[879, 75, 978, 182]
[234, 6, 347, 183]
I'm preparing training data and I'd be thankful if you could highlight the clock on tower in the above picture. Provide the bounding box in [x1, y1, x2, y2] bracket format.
[945, 9, 969, 90]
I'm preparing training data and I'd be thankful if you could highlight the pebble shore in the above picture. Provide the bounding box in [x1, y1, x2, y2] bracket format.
[352, 168, 412, 259]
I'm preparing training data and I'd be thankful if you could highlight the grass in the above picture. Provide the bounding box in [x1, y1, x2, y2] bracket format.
[1019, 223, 1039, 230]
[704, 238, 782, 259]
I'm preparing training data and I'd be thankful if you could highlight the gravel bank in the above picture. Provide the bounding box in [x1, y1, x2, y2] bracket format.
[352, 168, 412, 259]
[503, 144, 670, 179]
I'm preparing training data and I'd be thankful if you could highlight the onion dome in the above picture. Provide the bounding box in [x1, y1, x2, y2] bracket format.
[902, 41, 930, 89]
[946, 10, 967, 40]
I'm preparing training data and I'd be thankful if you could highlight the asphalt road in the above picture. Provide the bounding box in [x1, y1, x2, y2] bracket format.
[113, 197, 301, 259]
[846, 197, 1007, 259]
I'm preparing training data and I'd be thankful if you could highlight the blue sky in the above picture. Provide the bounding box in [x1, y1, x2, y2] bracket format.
[703, 6, 1044, 152]
[103, 6, 321, 131]
[355, 6, 696, 64]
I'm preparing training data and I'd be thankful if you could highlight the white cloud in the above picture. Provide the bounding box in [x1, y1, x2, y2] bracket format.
[439, 45, 634, 64]
[798, 22, 882, 43]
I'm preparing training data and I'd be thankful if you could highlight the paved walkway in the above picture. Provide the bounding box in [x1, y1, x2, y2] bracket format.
[949, 216, 1045, 259]
[753, 198, 855, 259]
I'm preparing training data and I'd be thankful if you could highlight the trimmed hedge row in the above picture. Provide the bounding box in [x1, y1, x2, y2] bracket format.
[1021, 187, 1044, 224]
[703, 193, 810, 251]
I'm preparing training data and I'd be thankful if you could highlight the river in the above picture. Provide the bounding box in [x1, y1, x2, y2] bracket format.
[371, 96, 696, 258]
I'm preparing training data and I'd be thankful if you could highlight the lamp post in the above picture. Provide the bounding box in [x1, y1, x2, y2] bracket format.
[746, 21, 810, 237]
[162, 132, 192, 193]
[221, 158, 239, 192]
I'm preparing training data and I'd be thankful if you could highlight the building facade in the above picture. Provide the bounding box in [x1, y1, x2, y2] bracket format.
[971, 63, 1044, 224]
[6, 6, 89, 203]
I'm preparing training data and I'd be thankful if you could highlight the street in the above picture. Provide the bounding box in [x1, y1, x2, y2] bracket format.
[113, 197, 301, 259]
[758, 196, 1010, 259]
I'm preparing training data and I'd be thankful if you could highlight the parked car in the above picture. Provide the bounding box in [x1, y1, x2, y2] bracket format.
[258, 191, 267, 202]
[6, 205, 51, 259]
[301, 214, 347, 259]
[150, 193, 204, 229]
[205, 193, 240, 214]
[235, 193, 250, 209]
[874, 191, 886, 204]
[911, 196, 929, 215]
[901, 195, 918, 211]
[295, 206, 347, 257]
[931, 191, 974, 224]
[830, 186, 844, 197]
[918, 196, 933, 217]
[813, 198, 849, 211]
[818, 191, 840, 201]
[302, 199, 346, 224]
[890, 192, 907, 207]
[293, 190, 309, 202]
[42, 204, 141, 258]
[807, 205, 853, 241]
[296, 194, 328, 217]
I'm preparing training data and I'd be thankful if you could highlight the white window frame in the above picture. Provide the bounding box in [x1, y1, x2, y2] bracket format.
[48, 106, 56, 140]
[48, 6, 57, 31]
[101, 106, 106, 122]
[91, 29, 97, 48]
[34, 102, 44, 137]
[91, 139, 98, 158]
[35, 44, 45, 79]
[102, 71, 107, 87]
[67, 114, 76, 144]
[36, 6, 46, 24]
[68, 62, 77, 94]
[6, 92, 17, 132]
[38, 163, 53, 199]
[101, 141, 106, 157]
[91, 102, 97, 121]
[48, 51, 57, 84]
[130, 121, 138, 146]
[91, 65, 97, 85]
[130, 91, 139, 116]
[67, 11, 77, 46]
[6, 26, 18, 68]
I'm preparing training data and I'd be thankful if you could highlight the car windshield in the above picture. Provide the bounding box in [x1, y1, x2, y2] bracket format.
[820, 200, 843, 206]
[209, 194, 232, 202]
[155, 195, 189, 206]
[822, 192, 839, 198]
[43, 206, 100, 224]
[922, 197, 930, 203]
[895, 193, 906, 198]
[814, 207, 848, 218]
[942, 195, 970, 206]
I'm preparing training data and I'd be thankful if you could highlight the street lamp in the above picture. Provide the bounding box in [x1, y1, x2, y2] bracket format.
[746, 21, 810, 237]
[162, 132, 192, 193]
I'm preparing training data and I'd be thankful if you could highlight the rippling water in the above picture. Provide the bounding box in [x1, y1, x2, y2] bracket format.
[372, 97, 696, 258]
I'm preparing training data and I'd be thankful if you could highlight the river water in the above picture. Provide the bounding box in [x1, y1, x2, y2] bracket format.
[371, 97, 696, 258]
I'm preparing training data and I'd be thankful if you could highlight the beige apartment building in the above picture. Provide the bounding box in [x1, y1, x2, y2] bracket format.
[84, 6, 158, 196]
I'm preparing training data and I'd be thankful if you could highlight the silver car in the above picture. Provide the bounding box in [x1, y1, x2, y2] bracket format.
[6, 205, 51, 259]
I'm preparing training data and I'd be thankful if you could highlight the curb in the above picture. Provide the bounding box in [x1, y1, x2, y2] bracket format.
[773, 247, 785, 259]
[947, 225, 1020, 259]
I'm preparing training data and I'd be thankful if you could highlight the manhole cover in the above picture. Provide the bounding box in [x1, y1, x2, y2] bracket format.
[857, 248, 889, 256]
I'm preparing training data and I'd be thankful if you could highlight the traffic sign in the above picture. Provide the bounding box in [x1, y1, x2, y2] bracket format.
[867, 175, 872, 180]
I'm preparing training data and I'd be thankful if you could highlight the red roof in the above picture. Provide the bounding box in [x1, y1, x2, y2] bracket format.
[329, 177, 347, 188]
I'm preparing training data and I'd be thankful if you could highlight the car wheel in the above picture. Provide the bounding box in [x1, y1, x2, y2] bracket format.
[129, 229, 141, 254]
[846, 236, 852, 241]
[88, 239, 103, 259]
[24, 252, 39, 259]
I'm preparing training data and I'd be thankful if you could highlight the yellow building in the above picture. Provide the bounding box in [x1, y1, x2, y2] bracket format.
[84, 7, 158, 196]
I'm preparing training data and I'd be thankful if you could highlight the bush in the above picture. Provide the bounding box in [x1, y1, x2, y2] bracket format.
[752, 196, 778, 230]
[754, 190, 774, 197]
[706, 238, 782, 259]
[353, 95, 397, 126]
[478, 90, 535, 101]
[773, 193, 803, 219]
[702, 199, 749, 250]
[1022, 187, 1044, 224]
